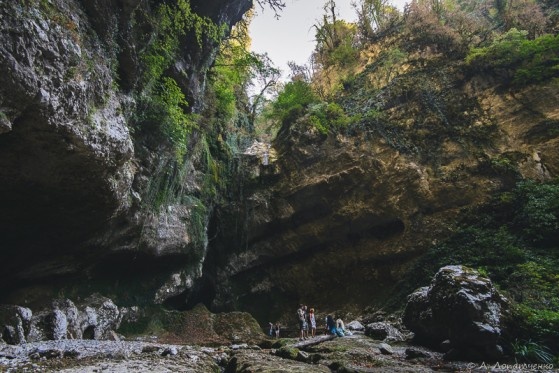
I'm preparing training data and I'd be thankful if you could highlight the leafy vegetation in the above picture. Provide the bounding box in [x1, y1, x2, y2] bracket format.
[136, 0, 224, 160]
[313, 1, 359, 68]
[511, 339, 554, 364]
[466, 29, 559, 86]
[270, 80, 318, 126]
[261, 0, 557, 169]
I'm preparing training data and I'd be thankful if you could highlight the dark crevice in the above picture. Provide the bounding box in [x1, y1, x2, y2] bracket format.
[82, 326, 95, 340]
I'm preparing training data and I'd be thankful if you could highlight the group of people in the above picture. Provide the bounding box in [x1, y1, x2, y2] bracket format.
[268, 305, 352, 340]
[296, 304, 318, 340]
[325, 314, 351, 337]
[297, 304, 351, 340]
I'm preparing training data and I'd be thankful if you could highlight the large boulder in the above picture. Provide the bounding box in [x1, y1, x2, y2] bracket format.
[365, 322, 405, 343]
[403, 265, 508, 361]
[346, 320, 365, 331]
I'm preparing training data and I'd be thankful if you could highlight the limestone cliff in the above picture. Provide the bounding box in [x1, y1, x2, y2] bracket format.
[0, 0, 250, 306]
[1, 0, 557, 329]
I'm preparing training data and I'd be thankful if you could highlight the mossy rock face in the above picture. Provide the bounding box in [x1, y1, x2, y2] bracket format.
[118, 304, 224, 345]
[119, 304, 264, 345]
[159, 304, 225, 345]
[214, 311, 266, 345]
[276, 346, 300, 360]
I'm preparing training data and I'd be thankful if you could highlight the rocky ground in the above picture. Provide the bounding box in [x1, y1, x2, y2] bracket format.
[3, 269, 557, 372]
[4, 333, 551, 373]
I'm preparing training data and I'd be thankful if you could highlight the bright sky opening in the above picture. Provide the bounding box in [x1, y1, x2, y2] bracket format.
[250, 0, 409, 76]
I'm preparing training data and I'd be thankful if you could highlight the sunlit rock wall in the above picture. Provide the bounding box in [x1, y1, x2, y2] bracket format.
[208, 77, 559, 322]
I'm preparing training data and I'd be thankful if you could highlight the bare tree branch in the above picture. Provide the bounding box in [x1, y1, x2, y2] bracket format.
[256, 0, 286, 19]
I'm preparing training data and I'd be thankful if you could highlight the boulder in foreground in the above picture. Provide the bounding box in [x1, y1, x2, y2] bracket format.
[403, 265, 508, 361]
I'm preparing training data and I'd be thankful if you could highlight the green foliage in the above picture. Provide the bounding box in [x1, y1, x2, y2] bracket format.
[315, 20, 359, 67]
[142, 0, 223, 87]
[211, 32, 252, 124]
[308, 102, 351, 134]
[417, 226, 526, 283]
[211, 71, 238, 122]
[200, 134, 223, 196]
[513, 305, 559, 346]
[329, 28, 360, 67]
[268, 79, 353, 134]
[513, 180, 559, 243]
[184, 195, 210, 248]
[466, 30, 559, 86]
[156, 77, 197, 159]
[137, 0, 224, 160]
[371, 47, 407, 86]
[511, 338, 554, 364]
[482, 153, 521, 179]
[270, 80, 318, 126]
[313, 1, 359, 68]
[354, 0, 400, 39]
[143, 157, 191, 211]
[403, 0, 467, 58]
[507, 261, 559, 311]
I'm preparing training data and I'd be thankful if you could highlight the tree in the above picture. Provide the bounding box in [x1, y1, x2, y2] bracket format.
[287, 61, 312, 82]
[313, 0, 341, 54]
[499, 0, 547, 39]
[353, 0, 401, 39]
[247, 53, 281, 128]
[256, 0, 286, 18]
[404, 0, 465, 57]
[312, 0, 359, 67]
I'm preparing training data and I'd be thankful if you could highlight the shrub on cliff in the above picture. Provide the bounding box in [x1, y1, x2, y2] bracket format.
[136, 0, 223, 160]
[466, 29, 559, 86]
[270, 80, 318, 126]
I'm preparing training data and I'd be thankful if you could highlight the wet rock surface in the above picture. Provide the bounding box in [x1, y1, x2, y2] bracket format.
[0, 333, 467, 373]
[365, 321, 407, 343]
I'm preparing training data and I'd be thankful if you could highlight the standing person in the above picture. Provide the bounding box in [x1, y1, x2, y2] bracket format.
[274, 322, 280, 338]
[302, 305, 309, 339]
[308, 308, 317, 337]
[297, 304, 306, 341]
